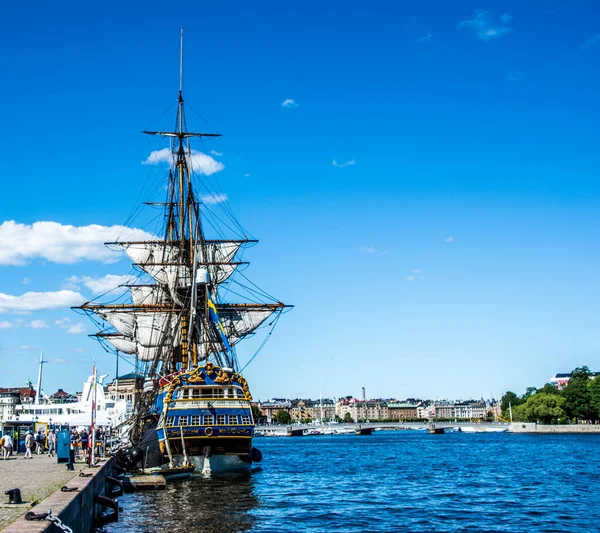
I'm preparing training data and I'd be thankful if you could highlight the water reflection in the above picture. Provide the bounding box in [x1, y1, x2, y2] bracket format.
[103, 472, 259, 533]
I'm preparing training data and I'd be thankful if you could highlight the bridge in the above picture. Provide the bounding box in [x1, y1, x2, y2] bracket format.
[255, 421, 510, 435]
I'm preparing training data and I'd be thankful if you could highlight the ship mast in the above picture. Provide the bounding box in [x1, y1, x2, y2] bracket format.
[76, 30, 291, 382]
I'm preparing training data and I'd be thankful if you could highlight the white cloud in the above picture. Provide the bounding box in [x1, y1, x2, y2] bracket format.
[200, 193, 228, 205]
[478, 27, 512, 41]
[69, 348, 85, 353]
[142, 148, 225, 176]
[445, 236, 454, 243]
[507, 71, 524, 82]
[28, 320, 49, 329]
[413, 269, 422, 274]
[0, 221, 155, 266]
[406, 276, 415, 282]
[458, 10, 513, 41]
[581, 34, 600, 51]
[54, 317, 86, 335]
[51, 358, 67, 364]
[360, 246, 388, 256]
[0, 290, 85, 313]
[209, 150, 223, 156]
[0, 321, 12, 329]
[66, 323, 87, 335]
[418, 32, 433, 43]
[244, 173, 250, 177]
[21, 345, 32, 350]
[281, 99, 299, 108]
[22, 277, 31, 284]
[63, 274, 132, 295]
[332, 159, 356, 168]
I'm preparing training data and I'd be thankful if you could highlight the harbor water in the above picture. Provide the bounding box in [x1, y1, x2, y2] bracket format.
[99, 431, 600, 532]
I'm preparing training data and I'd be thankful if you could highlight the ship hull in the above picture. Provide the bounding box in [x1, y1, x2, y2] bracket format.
[187, 454, 252, 474]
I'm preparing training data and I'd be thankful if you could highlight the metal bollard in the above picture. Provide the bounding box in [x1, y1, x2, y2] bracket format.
[5, 488, 23, 505]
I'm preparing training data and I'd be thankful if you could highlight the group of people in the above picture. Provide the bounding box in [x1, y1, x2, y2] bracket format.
[23, 429, 54, 459]
[1, 426, 110, 461]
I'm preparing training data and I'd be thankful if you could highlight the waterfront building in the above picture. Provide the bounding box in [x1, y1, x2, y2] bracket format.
[387, 402, 421, 420]
[290, 399, 335, 422]
[259, 398, 292, 424]
[0, 391, 21, 423]
[454, 400, 487, 419]
[550, 372, 600, 389]
[49, 388, 78, 404]
[105, 372, 144, 404]
[336, 397, 390, 421]
[433, 400, 455, 419]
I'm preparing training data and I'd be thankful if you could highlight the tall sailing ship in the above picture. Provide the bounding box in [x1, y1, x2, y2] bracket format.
[77, 34, 291, 474]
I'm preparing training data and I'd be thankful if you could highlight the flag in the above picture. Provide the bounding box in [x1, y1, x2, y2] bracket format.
[207, 294, 232, 352]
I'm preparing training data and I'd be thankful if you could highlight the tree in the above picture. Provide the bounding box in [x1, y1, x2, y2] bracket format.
[252, 405, 263, 424]
[563, 366, 593, 420]
[536, 383, 559, 396]
[589, 375, 600, 419]
[501, 391, 523, 418]
[275, 410, 292, 425]
[512, 393, 566, 424]
[343, 412, 353, 423]
[523, 387, 538, 400]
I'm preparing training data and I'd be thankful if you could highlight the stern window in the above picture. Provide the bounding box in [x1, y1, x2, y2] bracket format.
[241, 415, 251, 425]
[229, 415, 239, 425]
[217, 415, 226, 425]
[204, 415, 214, 425]
[165, 417, 174, 427]
[191, 415, 200, 425]
[178, 416, 189, 426]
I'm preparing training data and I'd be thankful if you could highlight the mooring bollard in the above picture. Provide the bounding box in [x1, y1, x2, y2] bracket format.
[5, 488, 23, 505]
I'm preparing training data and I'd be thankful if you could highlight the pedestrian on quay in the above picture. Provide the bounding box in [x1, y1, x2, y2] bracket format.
[3, 432, 13, 460]
[80, 429, 89, 461]
[47, 430, 56, 458]
[35, 430, 44, 454]
[24, 431, 34, 459]
[69, 429, 77, 464]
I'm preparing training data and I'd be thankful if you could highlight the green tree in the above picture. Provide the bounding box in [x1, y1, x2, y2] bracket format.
[275, 410, 292, 425]
[536, 383, 559, 396]
[589, 375, 600, 419]
[501, 391, 523, 418]
[252, 405, 263, 424]
[512, 393, 566, 424]
[563, 367, 593, 420]
[523, 387, 537, 400]
[343, 412, 354, 423]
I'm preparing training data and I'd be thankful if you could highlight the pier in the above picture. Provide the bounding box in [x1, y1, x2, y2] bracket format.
[0, 455, 115, 532]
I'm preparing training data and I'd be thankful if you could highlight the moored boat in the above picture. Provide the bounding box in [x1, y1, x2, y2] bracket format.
[77, 31, 291, 475]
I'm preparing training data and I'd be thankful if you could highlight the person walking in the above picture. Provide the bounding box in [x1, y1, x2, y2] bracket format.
[3, 432, 13, 460]
[80, 429, 89, 462]
[24, 431, 34, 459]
[47, 430, 56, 458]
[35, 431, 44, 454]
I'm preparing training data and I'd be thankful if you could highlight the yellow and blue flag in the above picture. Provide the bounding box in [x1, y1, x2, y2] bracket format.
[207, 294, 232, 352]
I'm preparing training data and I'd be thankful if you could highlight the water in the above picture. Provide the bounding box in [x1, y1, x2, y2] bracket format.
[99, 431, 600, 532]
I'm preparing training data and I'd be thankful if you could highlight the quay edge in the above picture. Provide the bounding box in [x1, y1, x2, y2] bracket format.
[509, 423, 600, 433]
[2, 458, 117, 533]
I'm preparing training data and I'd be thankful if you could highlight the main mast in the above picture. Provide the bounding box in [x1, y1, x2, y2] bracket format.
[77, 30, 291, 382]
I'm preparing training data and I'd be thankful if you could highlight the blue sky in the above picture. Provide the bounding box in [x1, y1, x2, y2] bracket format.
[1, 1, 600, 402]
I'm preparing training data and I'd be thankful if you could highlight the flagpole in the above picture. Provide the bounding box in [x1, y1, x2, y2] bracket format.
[90, 365, 97, 464]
